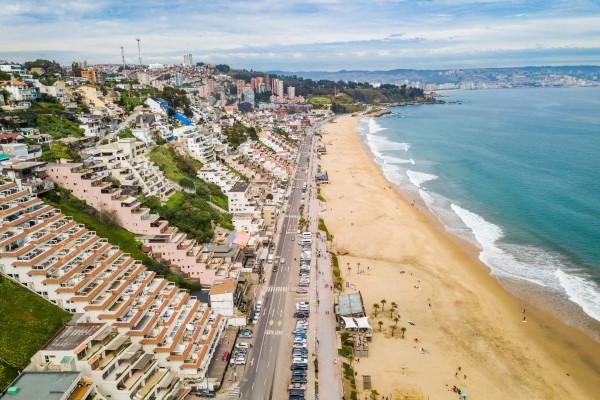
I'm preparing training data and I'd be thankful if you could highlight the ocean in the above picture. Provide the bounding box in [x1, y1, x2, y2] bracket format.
[359, 87, 600, 330]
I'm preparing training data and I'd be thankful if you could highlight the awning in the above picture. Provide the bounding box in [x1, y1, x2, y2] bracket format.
[341, 316, 358, 329]
[355, 317, 372, 329]
[95, 327, 113, 342]
[132, 353, 154, 370]
[105, 335, 129, 351]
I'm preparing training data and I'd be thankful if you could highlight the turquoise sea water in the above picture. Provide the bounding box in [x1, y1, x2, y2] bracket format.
[359, 87, 600, 324]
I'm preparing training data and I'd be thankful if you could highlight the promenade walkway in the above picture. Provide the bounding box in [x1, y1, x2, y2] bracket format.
[305, 133, 343, 400]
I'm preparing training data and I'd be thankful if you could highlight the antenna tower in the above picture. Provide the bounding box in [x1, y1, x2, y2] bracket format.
[121, 46, 125, 69]
[136, 38, 142, 66]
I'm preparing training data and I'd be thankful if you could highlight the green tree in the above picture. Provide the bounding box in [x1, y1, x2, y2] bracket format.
[400, 326, 406, 339]
[378, 321, 383, 332]
[393, 317, 399, 327]
[372, 303, 379, 317]
[380, 299, 387, 312]
[370, 389, 380, 400]
[391, 325, 397, 337]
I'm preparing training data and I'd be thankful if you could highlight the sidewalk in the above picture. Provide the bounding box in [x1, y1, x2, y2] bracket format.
[307, 133, 343, 400]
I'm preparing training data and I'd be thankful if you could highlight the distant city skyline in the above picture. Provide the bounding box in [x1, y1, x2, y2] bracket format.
[1, 0, 600, 71]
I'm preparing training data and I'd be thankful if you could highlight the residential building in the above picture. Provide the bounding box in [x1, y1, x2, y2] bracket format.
[4, 371, 98, 400]
[183, 54, 193, 67]
[174, 126, 215, 163]
[208, 279, 236, 317]
[45, 162, 229, 287]
[0, 179, 227, 397]
[0, 160, 55, 195]
[1, 80, 39, 102]
[287, 86, 295, 98]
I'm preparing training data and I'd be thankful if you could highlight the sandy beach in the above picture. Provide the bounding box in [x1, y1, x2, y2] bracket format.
[319, 114, 600, 399]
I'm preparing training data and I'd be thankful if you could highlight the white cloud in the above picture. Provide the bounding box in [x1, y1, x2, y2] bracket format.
[1, 0, 599, 70]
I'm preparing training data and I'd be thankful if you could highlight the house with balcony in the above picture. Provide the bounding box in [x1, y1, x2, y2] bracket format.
[197, 162, 239, 193]
[174, 126, 215, 163]
[0, 160, 55, 194]
[0, 179, 227, 398]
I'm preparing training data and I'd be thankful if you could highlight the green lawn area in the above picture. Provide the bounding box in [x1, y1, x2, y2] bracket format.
[149, 146, 228, 209]
[42, 190, 146, 260]
[308, 96, 332, 106]
[36, 114, 85, 139]
[0, 277, 71, 391]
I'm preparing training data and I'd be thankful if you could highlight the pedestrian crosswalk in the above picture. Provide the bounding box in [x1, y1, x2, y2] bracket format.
[228, 386, 240, 398]
[267, 286, 289, 293]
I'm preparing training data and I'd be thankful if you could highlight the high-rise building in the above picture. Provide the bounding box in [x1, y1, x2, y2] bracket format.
[287, 86, 295, 99]
[175, 72, 183, 87]
[183, 53, 193, 67]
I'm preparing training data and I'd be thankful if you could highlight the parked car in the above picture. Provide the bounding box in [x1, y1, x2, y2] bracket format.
[222, 351, 230, 361]
[292, 343, 307, 349]
[292, 370, 307, 377]
[234, 356, 246, 365]
[290, 363, 308, 370]
[294, 311, 309, 318]
[295, 288, 308, 294]
[273, 266, 278, 272]
[196, 389, 217, 398]
[291, 375, 308, 384]
[236, 342, 250, 349]
[239, 329, 253, 338]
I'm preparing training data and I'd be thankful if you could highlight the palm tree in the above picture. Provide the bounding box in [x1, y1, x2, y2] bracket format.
[370, 390, 380, 400]
[378, 321, 383, 332]
[393, 317, 399, 327]
[391, 325, 397, 337]
[347, 262, 351, 275]
[356, 262, 361, 273]
[340, 331, 352, 346]
[380, 299, 387, 312]
[389, 303, 397, 318]
[400, 326, 407, 339]
[372, 303, 380, 316]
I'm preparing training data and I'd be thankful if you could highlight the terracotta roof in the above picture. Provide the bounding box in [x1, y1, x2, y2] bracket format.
[208, 279, 236, 295]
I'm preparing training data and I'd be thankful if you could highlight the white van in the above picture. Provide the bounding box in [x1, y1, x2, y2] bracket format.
[267, 254, 274, 264]
[300, 238, 312, 245]
[302, 232, 312, 239]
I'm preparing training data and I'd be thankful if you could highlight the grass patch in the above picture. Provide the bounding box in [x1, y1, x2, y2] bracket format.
[318, 218, 333, 240]
[0, 276, 71, 391]
[338, 346, 353, 359]
[329, 251, 343, 291]
[36, 114, 85, 139]
[149, 146, 228, 209]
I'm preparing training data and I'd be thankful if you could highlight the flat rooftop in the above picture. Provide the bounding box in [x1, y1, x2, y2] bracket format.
[229, 181, 249, 193]
[337, 292, 365, 316]
[43, 323, 105, 351]
[7, 371, 81, 400]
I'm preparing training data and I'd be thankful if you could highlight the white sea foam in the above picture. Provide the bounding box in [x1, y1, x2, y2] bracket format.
[367, 118, 387, 134]
[366, 133, 411, 152]
[406, 170, 438, 188]
[555, 269, 600, 321]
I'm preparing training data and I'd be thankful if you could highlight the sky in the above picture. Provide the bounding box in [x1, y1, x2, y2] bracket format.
[1, 0, 600, 71]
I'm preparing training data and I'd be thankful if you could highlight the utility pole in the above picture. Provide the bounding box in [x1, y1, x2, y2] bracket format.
[136, 38, 142, 66]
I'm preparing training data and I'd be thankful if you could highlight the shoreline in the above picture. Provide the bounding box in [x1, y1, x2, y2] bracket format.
[357, 113, 600, 342]
[319, 114, 600, 399]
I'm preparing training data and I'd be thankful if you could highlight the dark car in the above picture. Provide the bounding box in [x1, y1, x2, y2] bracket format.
[239, 329, 253, 338]
[290, 363, 308, 370]
[288, 396, 305, 400]
[292, 349, 308, 356]
[196, 389, 217, 398]
[273, 266, 278, 272]
[289, 389, 306, 396]
[294, 312, 309, 318]
[291, 375, 308, 384]
[292, 370, 307, 377]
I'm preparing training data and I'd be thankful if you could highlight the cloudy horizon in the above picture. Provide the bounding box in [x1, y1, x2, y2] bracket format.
[1, 0, 599, 71]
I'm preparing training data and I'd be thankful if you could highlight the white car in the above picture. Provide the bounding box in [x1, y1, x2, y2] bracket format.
[234, 356, 246, 365]
[236, 342, 250, 349]
[292, 342, 307, 349]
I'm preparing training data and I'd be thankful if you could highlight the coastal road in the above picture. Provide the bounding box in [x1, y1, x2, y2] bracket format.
[238, 125, 322, 399]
